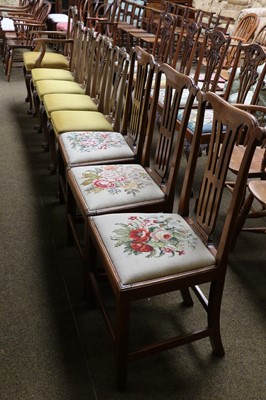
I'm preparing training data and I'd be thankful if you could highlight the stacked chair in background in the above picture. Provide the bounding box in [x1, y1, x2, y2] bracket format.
[22, 4, 79, 111]
[6, 0, 266, 390]
[3, 1, 52, 81]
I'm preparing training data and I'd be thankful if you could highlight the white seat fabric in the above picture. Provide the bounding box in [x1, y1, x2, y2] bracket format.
[60, 131, 135, 166]
[1, 17, 15, 31]
[91, 213, 216, 285]
[47, 13, 69, 23]
[69, 164, 165, 212]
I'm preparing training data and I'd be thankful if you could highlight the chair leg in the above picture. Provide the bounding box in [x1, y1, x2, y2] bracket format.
[48, 126, 57, 174]
[58, 152, 66, 204]
[5, 47, 13, 82]
[32, 88, 41, 121]
[85, 232, 98, 308]
[40, 105, 49, 150]
[23, 67, 34, 113]
[208, 280, 225, 357]
[114, 297, 130, 390]
[66, 181, 76, 247]
[180, 288, 194, 307]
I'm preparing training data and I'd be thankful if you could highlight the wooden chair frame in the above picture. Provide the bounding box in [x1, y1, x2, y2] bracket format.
[48, 45, 130, 174]
[223, 43, 266, 105]
[23, 5, 79, 113]
[224, 13, 260, 69]
[3, 1, 52, 81]
[37, 22, 95, 149]
[57, 46, 156, 203]
[65, 63, 198, 259]
[235, 178, 266, 236]
[253, 24, 266, 48]
[86, 91, 266, 389]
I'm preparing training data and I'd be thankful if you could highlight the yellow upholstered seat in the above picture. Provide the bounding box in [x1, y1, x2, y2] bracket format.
[47, 46, 130, 172]
[23, 52, 70, 72]
[35, 80, 85, 101]
[31, 68, 75, 85]
[51, 110, 114, 136]
[43, 94, 98, 118]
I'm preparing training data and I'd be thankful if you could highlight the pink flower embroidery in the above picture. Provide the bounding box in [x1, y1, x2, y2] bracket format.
[104, 165, 118, 171]
[151, 229, 172, 241]
[164, 247, 173, 253]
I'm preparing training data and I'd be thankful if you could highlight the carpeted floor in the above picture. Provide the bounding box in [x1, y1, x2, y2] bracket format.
[0, 66, 265, 400]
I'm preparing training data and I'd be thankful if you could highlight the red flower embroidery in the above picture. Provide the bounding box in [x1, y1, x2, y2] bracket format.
[130, 242, 153, 252]
[93, 179, 115, 188]
[129, 228, 150, 242]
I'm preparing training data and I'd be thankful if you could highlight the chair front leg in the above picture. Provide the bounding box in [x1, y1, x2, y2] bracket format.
[23, 66, 33, 112]
[39, 104, 49, 150]
[208, 279, 225, 357]
[32, 88, 41, 121]
[47, 126, 58, 174]
[5, 46, 13, 81]
[114, 296, 131, 390]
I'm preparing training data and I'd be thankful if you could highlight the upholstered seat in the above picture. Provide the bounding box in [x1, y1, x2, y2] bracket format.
[69, 164, 165, 212]
[35, 80, 85, 101]
[56, 21, 70, 31]
[31, 68, 75, 84]
[0, 17, 15, 31]
[178, 108, 215, 135]
[23, 51, 70, 72]
[57, 47, 154, 170]
[47, 47, 130, 172]
[65, 64, 198, 260]
[43, 94, 98, 118]
[91, 213, 216, 285]
[51, 110, 114, 136]
[56, 47, 155, 202]
[47, 13, 69, 24]
[59, 131, 135, 166]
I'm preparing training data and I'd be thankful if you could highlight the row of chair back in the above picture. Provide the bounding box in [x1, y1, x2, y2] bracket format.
[22, 4, 266, 181]
[59, 40, 266, 389]
[20, 4, 266, 141]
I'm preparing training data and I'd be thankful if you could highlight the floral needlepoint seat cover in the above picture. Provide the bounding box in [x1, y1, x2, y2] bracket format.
[70, 165, 165, 212]
[60, 131, 134, 165]
[91, 213, 216, 285]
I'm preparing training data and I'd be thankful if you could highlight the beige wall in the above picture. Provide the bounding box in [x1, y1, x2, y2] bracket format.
[193, 0, 266, 17]
[0, 1, 19, 4]
[0, 1, 20, 5]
